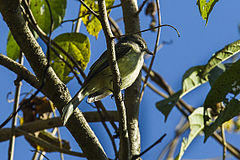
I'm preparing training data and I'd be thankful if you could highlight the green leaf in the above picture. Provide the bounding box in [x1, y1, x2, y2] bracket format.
[208, 63, 232, 86]
[196, 0, 219, 24]
[30, 0, 66, 34]
[156, 40, 240, 121]
[6, 32, 20, 60]
[50, 33, 90, 84]
[156, 66, 208, 121]
[80, 0, 115, 38]
[176, 107, 205, 160]
[204, 59, 240, 111]
[204, 99, 240, 142]
[202, 39, 240, 77]
[182, 65, 208, 95]
[156, 91, 182, 121]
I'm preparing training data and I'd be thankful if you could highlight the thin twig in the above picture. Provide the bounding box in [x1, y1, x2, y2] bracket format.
[78, 0, 99, 18]
[62, 3, 122, 24]
[123, 24, 180, 38]
[221, 126, 226, 160]
[141, 77, 188, 118]
[30, 150, 50, 160]
[8, 52, 24, 160]
[137, 0, 149, 15]
[140, 0, 161, 101]
[132, 133, 167, 160]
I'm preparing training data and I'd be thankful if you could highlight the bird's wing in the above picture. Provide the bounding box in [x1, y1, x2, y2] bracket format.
[84, 44, 132, 83]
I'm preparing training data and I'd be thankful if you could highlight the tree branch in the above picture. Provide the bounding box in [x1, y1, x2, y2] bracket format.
[98, 0, 130, 159]
[0, 53, 40, 89]
[16, 128, 85, 157]
[120, 0, 142, 158]
[0, 1, 107, 159]
[0, 111, 118, 142]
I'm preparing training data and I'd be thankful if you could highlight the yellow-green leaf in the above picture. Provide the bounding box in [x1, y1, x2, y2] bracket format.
[6, 32, 20, 61]
[50, 33, 90, 84]
[196, 0, 219, 24]
[30, 0, 66, 33]
[80, 0, 115, 38]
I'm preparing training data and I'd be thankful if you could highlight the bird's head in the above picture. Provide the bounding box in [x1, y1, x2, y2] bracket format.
[117, 34, 153, 55]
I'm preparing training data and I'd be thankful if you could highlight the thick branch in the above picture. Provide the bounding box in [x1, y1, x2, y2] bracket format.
[0, 111, 118, 142]
[98, 0, 130, 159]
[120, 0, 141, 157]
[0, 1, 106, 159]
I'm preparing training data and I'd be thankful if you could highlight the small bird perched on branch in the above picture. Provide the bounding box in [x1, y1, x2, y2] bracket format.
[62, 34, 152, 125]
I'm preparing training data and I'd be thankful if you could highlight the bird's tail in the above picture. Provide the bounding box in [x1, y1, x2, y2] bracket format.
[62, 89, 85, 125]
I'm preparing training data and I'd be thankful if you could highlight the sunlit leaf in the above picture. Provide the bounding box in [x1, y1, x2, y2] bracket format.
[204, 99, 240, 141]
[30, 0, 66, 33]
[182, 65, 208, 95]
[196, 0, 219, 24]
[156, 91, 182, 121]
[80, 0, 115, 38]
[176, 107, 206, 160]
[6, 32, 20, 60]
[50, 33, 90, 84]
[202, 39, 240, 77]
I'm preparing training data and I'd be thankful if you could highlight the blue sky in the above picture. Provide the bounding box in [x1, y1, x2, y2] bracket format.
[1, 0, 240, 159]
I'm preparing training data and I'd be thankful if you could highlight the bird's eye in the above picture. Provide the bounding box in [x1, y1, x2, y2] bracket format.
[137, 42, 144, 48]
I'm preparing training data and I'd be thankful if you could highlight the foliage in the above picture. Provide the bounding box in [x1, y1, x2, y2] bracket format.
[50, 33, 90, 84]
[1, 0, 240, 159]
[30, 0, 66, 34]
[6, 32, 20, 60]
[176, 107, 211, 160]
[156, 39, 240, 121]
[196, 0, 219, 24]
[204, 58, 240, 140]
[80, 0, 115, 38]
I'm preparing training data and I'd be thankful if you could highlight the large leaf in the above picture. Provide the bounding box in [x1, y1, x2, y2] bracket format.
[204, 59, 240, 111]
[80, 0, 115, 38]
[6, 32, 20, 60]
[30, 0, 66, 34]
[176, 107, 206, 160]
[196, 0, 219, 24]
[204, 99, 240, 141]
[50, 33, 90, 84]
[202, 39, 240, 77]
[203, 59, 240, 140]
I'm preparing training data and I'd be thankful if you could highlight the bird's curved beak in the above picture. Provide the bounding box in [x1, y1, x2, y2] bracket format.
[143, 48, 153, 55]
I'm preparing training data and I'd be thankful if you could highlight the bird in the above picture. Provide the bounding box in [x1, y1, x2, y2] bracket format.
[62, 34, 152, 125]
